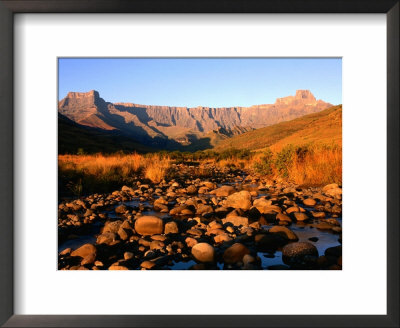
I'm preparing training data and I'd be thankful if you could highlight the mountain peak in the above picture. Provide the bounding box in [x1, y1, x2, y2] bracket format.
[295, 90, 316, 101]
[59, 90, 106, 128]
[66, 90, 100, 100]
[275, 90, 318, 105]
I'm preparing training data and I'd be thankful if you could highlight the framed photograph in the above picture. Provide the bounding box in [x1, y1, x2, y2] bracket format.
[57, 57, 344, 272]
[0, 0, 398, 327]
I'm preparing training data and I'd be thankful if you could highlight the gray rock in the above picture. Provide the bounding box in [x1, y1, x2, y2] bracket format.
[282, 242, 319, 268]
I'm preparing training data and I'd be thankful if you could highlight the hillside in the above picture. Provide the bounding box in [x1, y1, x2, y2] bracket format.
[58, 90, 332, 149]
[213, 105, 342, 151]
[58, 113, 157, 154]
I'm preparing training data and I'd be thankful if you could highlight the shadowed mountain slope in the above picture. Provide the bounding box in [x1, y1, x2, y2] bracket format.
[58, 113, 157, 154]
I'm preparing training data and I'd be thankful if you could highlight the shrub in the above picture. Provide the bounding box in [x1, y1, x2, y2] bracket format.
[77, 148, 85, 155]
[253, 148, 274, 175]
[66, 178, 83, 197]
[275, 145, 295, 178]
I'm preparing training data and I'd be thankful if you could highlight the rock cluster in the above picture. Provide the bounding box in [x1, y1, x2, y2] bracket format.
[58, 168, 342, 270]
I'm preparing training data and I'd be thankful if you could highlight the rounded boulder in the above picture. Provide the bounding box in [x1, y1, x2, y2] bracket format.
[282, 242, 319, 268]
[223, 243, 250, 264]
[269, 226, 299, 241]
[134, 216, 164, 235]
[191, 243, 215, 263]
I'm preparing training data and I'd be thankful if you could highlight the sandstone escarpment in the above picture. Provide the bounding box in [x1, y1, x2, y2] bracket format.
[58, 89, 332, 146]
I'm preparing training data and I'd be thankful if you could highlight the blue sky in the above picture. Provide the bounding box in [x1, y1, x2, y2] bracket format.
[58, 58, 341, 107]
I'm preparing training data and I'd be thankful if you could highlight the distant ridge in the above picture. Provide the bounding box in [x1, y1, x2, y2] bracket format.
[213, 105, 342, 151]
[58, 89, 333, 149]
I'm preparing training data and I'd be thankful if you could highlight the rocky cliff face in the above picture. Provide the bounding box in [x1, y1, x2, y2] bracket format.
[58, 90, 332, 147]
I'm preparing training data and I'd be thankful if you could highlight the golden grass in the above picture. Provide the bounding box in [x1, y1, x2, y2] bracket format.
[59, 153, 172, 184]
[58, 153, 147, 177]
[58, 145, 341, 197]
[249, 145, 342, 186]
[144, 155, 171, 183]
[215, 159, 233, 168]
[288, 146, 342, 186]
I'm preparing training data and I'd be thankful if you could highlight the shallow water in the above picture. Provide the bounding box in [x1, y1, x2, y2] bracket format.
[258, 222, 341, 269]
[58, 221, 102, 254]
[59, 195, 342, 270]
[58, 235, 97, 254]
[123, 199, 145, 208]
[166, 222, 341, 270]
[170, 259, 197, 270]
[258, 251, 285, 269]
[58, 200, 167, 253]
[292, 224, 341, 255]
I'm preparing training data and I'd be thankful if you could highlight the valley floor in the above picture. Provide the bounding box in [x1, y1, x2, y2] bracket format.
[58, 164, 342, 270]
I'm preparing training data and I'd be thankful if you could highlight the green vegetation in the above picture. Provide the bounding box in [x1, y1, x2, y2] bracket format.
[251, 143, 341, 186]
[253, 145, 296, 178]
[275, 145, 295, 178]
[253, 149, 274, 176]
[157, 148, 253, 162]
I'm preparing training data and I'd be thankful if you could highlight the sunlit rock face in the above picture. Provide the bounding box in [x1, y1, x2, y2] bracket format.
[58, 89, 332, 146]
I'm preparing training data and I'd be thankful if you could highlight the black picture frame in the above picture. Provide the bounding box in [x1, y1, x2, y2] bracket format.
[0, 1, 398, 327]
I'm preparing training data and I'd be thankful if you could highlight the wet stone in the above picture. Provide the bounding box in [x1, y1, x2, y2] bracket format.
[282, 242, 319, 269]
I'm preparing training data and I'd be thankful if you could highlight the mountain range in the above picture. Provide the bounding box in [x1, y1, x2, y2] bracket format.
[58, 89, 333, 152]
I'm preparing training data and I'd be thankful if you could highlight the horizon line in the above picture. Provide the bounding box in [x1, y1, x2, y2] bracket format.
[59, 89, 338, 109]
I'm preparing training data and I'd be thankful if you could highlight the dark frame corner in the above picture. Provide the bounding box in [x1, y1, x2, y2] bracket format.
[0, 0, 398, 327]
